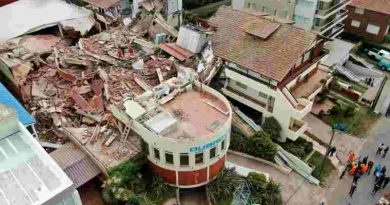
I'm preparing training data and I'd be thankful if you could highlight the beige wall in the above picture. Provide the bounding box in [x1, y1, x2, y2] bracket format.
[243, 0, 296, 20]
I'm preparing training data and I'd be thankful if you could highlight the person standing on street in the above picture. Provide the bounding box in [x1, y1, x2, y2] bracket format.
[340, 162, 352, 179]
[383, 176, 390, 189]
[368, 161, 374, 175]
[374, 163, 382, 176]
[382, 166, 387, 176]
[383, 146, 389, 158]
[372, 183, 381, 196]
[377, 143, 385, 155]
[349, 182, 357, 197]
[363, 156, 368, 164]
[329, 146, 337, 157]
[353, 172, 361, 183]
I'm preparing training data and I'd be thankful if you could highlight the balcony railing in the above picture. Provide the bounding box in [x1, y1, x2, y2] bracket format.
[313, 10, 348, 32]
[316, 0, 351, 16]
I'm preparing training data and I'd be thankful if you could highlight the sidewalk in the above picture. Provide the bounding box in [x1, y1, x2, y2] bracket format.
[303, 113, 366, 165]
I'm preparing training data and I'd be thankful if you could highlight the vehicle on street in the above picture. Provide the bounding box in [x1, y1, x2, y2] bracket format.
[365, 48, 390, 71]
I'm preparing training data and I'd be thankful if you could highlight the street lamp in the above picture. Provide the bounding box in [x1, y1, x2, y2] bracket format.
[317, 123, 346, 180]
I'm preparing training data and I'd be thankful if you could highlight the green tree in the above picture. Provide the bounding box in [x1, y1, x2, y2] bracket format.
[249, 132, 277, 162]
[262, 117, 282, 141]
[230, 127, 249, 152]
[206, 168, 243, 204]
[108, 160, 140, 184]
[246, 172, 282, 205]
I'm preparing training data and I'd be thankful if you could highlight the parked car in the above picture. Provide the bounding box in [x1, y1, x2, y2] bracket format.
[378, 57, 390, 71]
[365, 48, 390, 70]
[366, 48, 390, 61]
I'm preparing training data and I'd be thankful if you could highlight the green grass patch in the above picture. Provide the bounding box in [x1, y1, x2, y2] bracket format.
[308, 151, 335, 183]
[324, 105, 379, 137]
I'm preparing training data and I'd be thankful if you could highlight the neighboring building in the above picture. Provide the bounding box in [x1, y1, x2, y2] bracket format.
[344, 0, 390, 43]
[134, 0, 183, 27]
[0, 104, 82, 205]
[232, 0, 351, 38]
[123, 76, 232, 188]
[209, 7, 331, 141]
[0, 82, 37, 137]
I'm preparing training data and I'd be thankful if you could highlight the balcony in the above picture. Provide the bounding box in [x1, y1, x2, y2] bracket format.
[222, 87, 269, 114]
[288, 117, 309, 141]
[316, 0, 351, 18]
[290, 69, 331, 100]
[313, 10, 348, 34]
[281, 88, 313, 119]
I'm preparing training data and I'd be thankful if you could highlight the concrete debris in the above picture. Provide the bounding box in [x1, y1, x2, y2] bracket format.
[0, 9, 218, 170]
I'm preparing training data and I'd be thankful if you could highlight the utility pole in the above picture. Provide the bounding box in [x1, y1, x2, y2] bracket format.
[318, 123, 346, 180]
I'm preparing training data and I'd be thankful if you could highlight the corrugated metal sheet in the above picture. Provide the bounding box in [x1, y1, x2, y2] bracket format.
[0, 82, 36, 125]
[50, 143, 101, 188]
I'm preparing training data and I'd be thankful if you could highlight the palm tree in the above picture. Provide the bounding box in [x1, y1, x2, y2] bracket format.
[206, 168, 243, 204]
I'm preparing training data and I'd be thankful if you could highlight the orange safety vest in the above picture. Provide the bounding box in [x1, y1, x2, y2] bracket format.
[361, 164, 368, 174]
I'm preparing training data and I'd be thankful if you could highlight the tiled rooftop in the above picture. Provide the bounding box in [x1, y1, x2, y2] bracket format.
[209, 6, 317, 82]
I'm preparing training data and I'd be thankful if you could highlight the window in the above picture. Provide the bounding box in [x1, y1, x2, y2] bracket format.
[165, 152, 173, 164]
[351, 20, 361, 28]
[355, 7, 364, 15]
[144, 141, 149, 156]
[236, 81, 247, 89]
[180, 153, 189, 166]
[221, 140, 226, 151]
[259, 91, 268, 99]
[195, 152, 204, 164]
[367, 24, 380, 35]
[154, 148, 160, 160]
[210, 147, 216, 159]
[267, 96, 275, 113]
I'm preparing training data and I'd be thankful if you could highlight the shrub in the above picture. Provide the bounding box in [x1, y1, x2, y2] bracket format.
[206, 168, 243, 204]
[249, 132, 278, 162]
[108, 161, 140, 184]
[246, 172, 282, 205]
[262, 117, 282, 141]
[230, 127, 249, 152]
[278, 137, 313, 160]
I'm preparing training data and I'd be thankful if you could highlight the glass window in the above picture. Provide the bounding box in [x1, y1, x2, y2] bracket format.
[165, 152, 173, 164]
[144, 141, 149, 156]
[259, 91, 268, 99]
[210, 147, 216, 159]
[195, 152, 204, 164]
[367, 24, 380, 35]
[351, 20, 361, 28]
[221, 140, 226, 151]
[355, 7, 364, 15]
[180, 153, 189, 166]
[236, 81, 247, 89]
[154, 148, 160, 160]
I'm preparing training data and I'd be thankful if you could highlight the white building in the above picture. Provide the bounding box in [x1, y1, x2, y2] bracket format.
[0, 104, 82, 205]
[209, 7, 331, 141]
[133, 0, 183, 27]
[232, 0, 351, 38]
[120, 73, 232, 188]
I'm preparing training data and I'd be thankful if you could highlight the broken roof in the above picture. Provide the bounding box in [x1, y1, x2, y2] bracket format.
[83, 0, 120, 10]
[0, 0, 92, 40]
[351, 0, 390, 15]
[209, 6, 317, 82]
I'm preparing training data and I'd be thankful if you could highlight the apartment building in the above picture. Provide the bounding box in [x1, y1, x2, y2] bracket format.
[0, 104, 83, 205]
[209, 6, 331, 142]
[344, 0, 390, 43]
[232, 0, 351, 38]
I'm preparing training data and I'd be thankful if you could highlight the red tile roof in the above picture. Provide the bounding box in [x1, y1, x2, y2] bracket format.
[351, 0, 390, 15]
[83, 0, 120, 9]
[209, 6, 317, 82]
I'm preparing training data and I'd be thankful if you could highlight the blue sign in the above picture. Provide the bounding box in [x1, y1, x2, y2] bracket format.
[189, 134, 227, 152]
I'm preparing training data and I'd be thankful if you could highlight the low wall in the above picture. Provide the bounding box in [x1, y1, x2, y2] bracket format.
[227, 150, 292, 175]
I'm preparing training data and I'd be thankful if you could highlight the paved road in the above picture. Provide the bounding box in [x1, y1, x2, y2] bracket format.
[326, 117, 390, 205]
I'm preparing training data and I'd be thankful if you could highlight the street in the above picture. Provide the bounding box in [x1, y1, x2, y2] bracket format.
[326, 117, 390, 205]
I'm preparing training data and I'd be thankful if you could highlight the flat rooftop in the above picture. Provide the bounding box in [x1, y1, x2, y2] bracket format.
[0, 125, 75, 205]
[160, 90, 229, 139]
